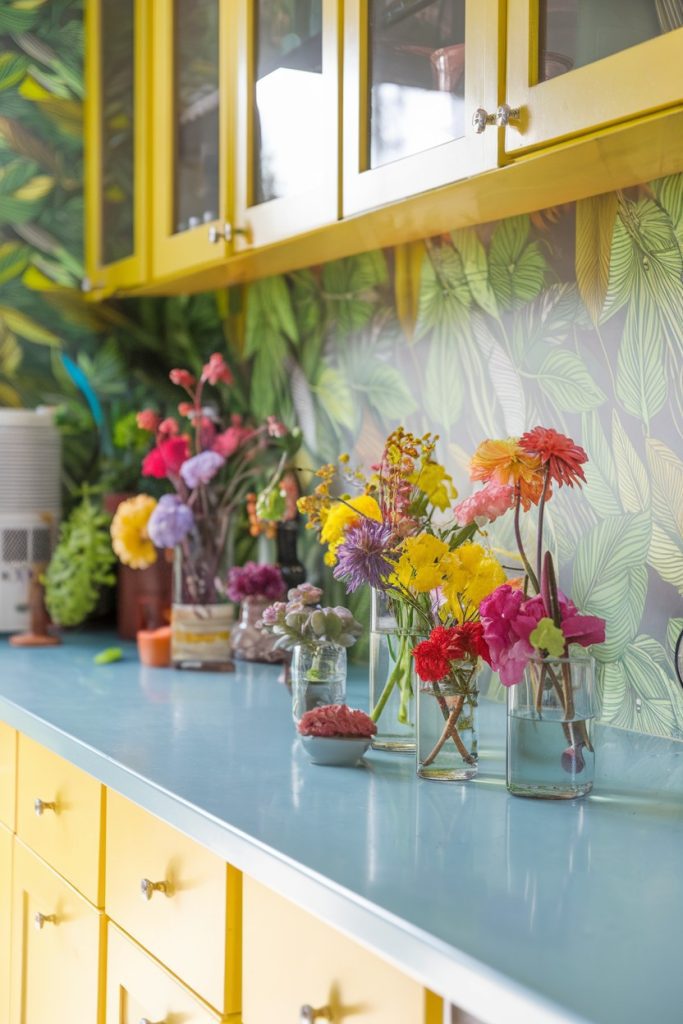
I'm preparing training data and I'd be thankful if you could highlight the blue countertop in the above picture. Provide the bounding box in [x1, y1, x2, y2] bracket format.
[0, 633, 681, 1024]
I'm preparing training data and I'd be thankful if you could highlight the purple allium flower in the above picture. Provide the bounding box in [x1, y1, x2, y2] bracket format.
[147, 494, 194, 548]
[227, 561, 286, 602]
[180, 450, 225, 488]
[333, 519, 395, 592]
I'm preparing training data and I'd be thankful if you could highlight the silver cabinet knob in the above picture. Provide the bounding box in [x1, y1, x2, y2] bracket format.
[495, 102, 521, 127]
[34, 798, 56, 817]
[224, 222, 250, 243]
[300, 1006, 330, 1023]
[140, 878, 169, 901]
[208, 224, 222, 244]
[34, 912, 57, 930]
[472, 107, 496, 133]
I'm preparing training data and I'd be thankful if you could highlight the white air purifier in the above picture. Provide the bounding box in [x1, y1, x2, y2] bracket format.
[0, 409, 61, 633]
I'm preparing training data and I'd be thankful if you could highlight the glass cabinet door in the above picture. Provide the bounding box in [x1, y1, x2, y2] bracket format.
[343, 0, 500, 216]
[85, 0, 149, 294]
[152, 0, 229, 279]
[233, 0, 340, 249]
[506, 0, 683, 154]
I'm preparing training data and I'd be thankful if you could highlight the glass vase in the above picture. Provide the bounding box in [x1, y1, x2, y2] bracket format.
[291, 642, 347, 725]
[417, 662, 479, 782]
[171, 512, 234, 670]
[232, 595, 286, 664]
[369, 589, 417, 751]
[507, 654, 596, 799]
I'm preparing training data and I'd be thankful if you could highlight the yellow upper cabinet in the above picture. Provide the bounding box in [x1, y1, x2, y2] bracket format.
[233, 0, 341, 249]
[505, 0, 683, 154]
[342, 0, 502, 216]
[152, 0, 234, 279]
[85, 0, 150, 295]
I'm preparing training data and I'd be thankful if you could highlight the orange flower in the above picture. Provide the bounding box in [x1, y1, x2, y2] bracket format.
[470, 438, 544, 509]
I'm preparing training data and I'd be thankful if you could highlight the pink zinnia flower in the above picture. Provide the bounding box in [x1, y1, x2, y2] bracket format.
[519, 426, 588, 488]
[454, 481, 515, 527]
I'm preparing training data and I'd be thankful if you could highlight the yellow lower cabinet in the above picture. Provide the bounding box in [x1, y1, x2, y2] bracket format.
[106, 923, 228, 1024]
[106, 790, 241, 1015]
[243, 876, 443, 1024]
[10, 840, 106, 1024]
[0, 722, 17, 831]
[0, 825, 13, 1024]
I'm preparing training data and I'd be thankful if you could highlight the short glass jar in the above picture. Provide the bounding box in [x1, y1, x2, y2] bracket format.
[417, 662, 480, 782]
[291, 642, 347, 725]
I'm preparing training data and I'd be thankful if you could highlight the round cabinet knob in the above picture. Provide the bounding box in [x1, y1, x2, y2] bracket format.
[300, 1005, 330, 1023]
[495, 103, 521, 128]
[207, 225, 221, 244]
[34, 912, 57, 931]
[472, 107, 496, 134]
[34, 798, 56, 817]
[140, 878, 169, 901]
[224, 222, 250, 244]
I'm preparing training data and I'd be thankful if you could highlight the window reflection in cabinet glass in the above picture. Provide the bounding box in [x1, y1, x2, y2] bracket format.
[174, 0, 220, 233]
[253, 0, 324, 205]
[368, 0, 466, 169]
[101, 0, 134, 265]
[539, 0, 681, 82]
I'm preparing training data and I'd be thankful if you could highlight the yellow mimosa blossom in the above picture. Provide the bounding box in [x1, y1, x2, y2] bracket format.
[442, 543, 506, 618]
[320, 494, 382, 565]
[111, 494, 157, 569]
[410, 460, 457, 511]
[393, 533, 450, 593]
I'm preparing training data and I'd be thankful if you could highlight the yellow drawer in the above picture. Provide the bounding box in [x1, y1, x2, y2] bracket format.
[16, 734, 105, 906]
[0, 722, 17, 830]
[106, 789, 241, 1015]
[243, 876, 442, 1024]
[106, 923, 228, 1024]
[10, 839, 106, 1024]
[0, 824, 12, 1024]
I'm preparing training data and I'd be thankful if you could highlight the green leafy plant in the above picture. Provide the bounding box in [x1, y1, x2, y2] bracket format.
[43, 493, 116, 627]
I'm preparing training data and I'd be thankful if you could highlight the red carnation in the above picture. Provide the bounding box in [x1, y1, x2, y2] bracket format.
[412, 639, 450, 683]
[451, 621, 492, 666]
[520, 427, 588, 488]
[429, 625, 465, 661]
[142, 436, 190, 479]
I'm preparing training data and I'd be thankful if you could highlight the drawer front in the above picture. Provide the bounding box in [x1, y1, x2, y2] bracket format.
[106, 789, 241, 1014]
[10, 840, 105, 1024]
[16, 734, 105, 906]
[0, 722, 17, 830]
[0, 825, 12, 1024]
[106, 923, 224, 1024]
[243, 876, 442, 1024]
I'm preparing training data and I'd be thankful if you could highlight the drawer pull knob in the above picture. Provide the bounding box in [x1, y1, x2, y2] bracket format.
[472, 107, 496, 134]
[140, 878, 169, 901]
[495, 102, 521, 128]
[34, 912, 57, 930]
[300, 1005, 330, 1023]
[34, 798, 56, 816]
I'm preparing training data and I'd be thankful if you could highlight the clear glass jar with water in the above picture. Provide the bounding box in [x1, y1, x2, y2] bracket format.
[368, 589, 418, 751]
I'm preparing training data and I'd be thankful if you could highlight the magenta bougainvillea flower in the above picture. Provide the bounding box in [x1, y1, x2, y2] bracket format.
[226, 562, 286, 602]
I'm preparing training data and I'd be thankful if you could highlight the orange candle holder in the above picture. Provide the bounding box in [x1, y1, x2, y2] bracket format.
[137, 626, 172, 668]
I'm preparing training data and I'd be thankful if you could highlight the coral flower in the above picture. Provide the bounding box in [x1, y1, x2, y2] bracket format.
[169, 368, 196, 389]
[454, 481, 515, 527]
[111, 495, 158, 569]
[520, 426, 588, 488]
[470, 438, 544, 509]
[136, 409, 160, 432]
[201, 353, 233, 386]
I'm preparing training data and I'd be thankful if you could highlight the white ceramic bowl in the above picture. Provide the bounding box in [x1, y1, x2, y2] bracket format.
[300, 734, 372, 767]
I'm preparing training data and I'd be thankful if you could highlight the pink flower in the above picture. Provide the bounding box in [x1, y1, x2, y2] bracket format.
[298, 704, 377, 739]
[454, 482, 515, 527]
[158, 417, 179, 437]
[136, 409, 160, 432]
[267, 415, 288, 438]
[169, 369, 196, 390]
[178, 402, 194, 418]
[227, 562, 286, 602]
[213, 415, 253, 457]
[142, 436, 190, 479]
[202, 353, 233, 386]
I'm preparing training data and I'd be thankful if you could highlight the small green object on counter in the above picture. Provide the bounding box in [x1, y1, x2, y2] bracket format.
[94, 647, 123, 665]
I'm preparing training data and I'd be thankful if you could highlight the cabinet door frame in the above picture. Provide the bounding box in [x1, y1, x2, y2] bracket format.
[342, 0, 502, 217]
[152, 0, 233, 280]
[85, 0, 150, 294]
[233, 0, 341, 251]
[505, 1, 683, 155]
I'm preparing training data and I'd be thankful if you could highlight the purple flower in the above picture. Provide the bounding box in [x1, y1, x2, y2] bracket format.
[287, 582, 323, 606]
[147, 494, 194, 548]
[227, 562, 286, 602]
[259, 601, 287, 627]
[180, 450, 225, 488]
[333, 519, 395, 593]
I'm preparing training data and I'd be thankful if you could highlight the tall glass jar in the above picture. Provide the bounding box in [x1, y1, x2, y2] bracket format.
[369, 589, 418, 751]
[507, 654, 595, 799]
[417, 661, 480, 782]
[291, 642, 347, 725]
[171, 512, 234, 670]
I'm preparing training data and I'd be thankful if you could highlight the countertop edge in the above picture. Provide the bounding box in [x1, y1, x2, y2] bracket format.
[0, 692, 593, 1024]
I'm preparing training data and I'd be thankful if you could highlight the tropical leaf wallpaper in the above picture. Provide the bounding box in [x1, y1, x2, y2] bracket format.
[1, 0, 681, 737]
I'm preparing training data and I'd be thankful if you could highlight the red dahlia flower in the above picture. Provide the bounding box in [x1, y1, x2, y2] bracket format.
[520, 427, 588, 488]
